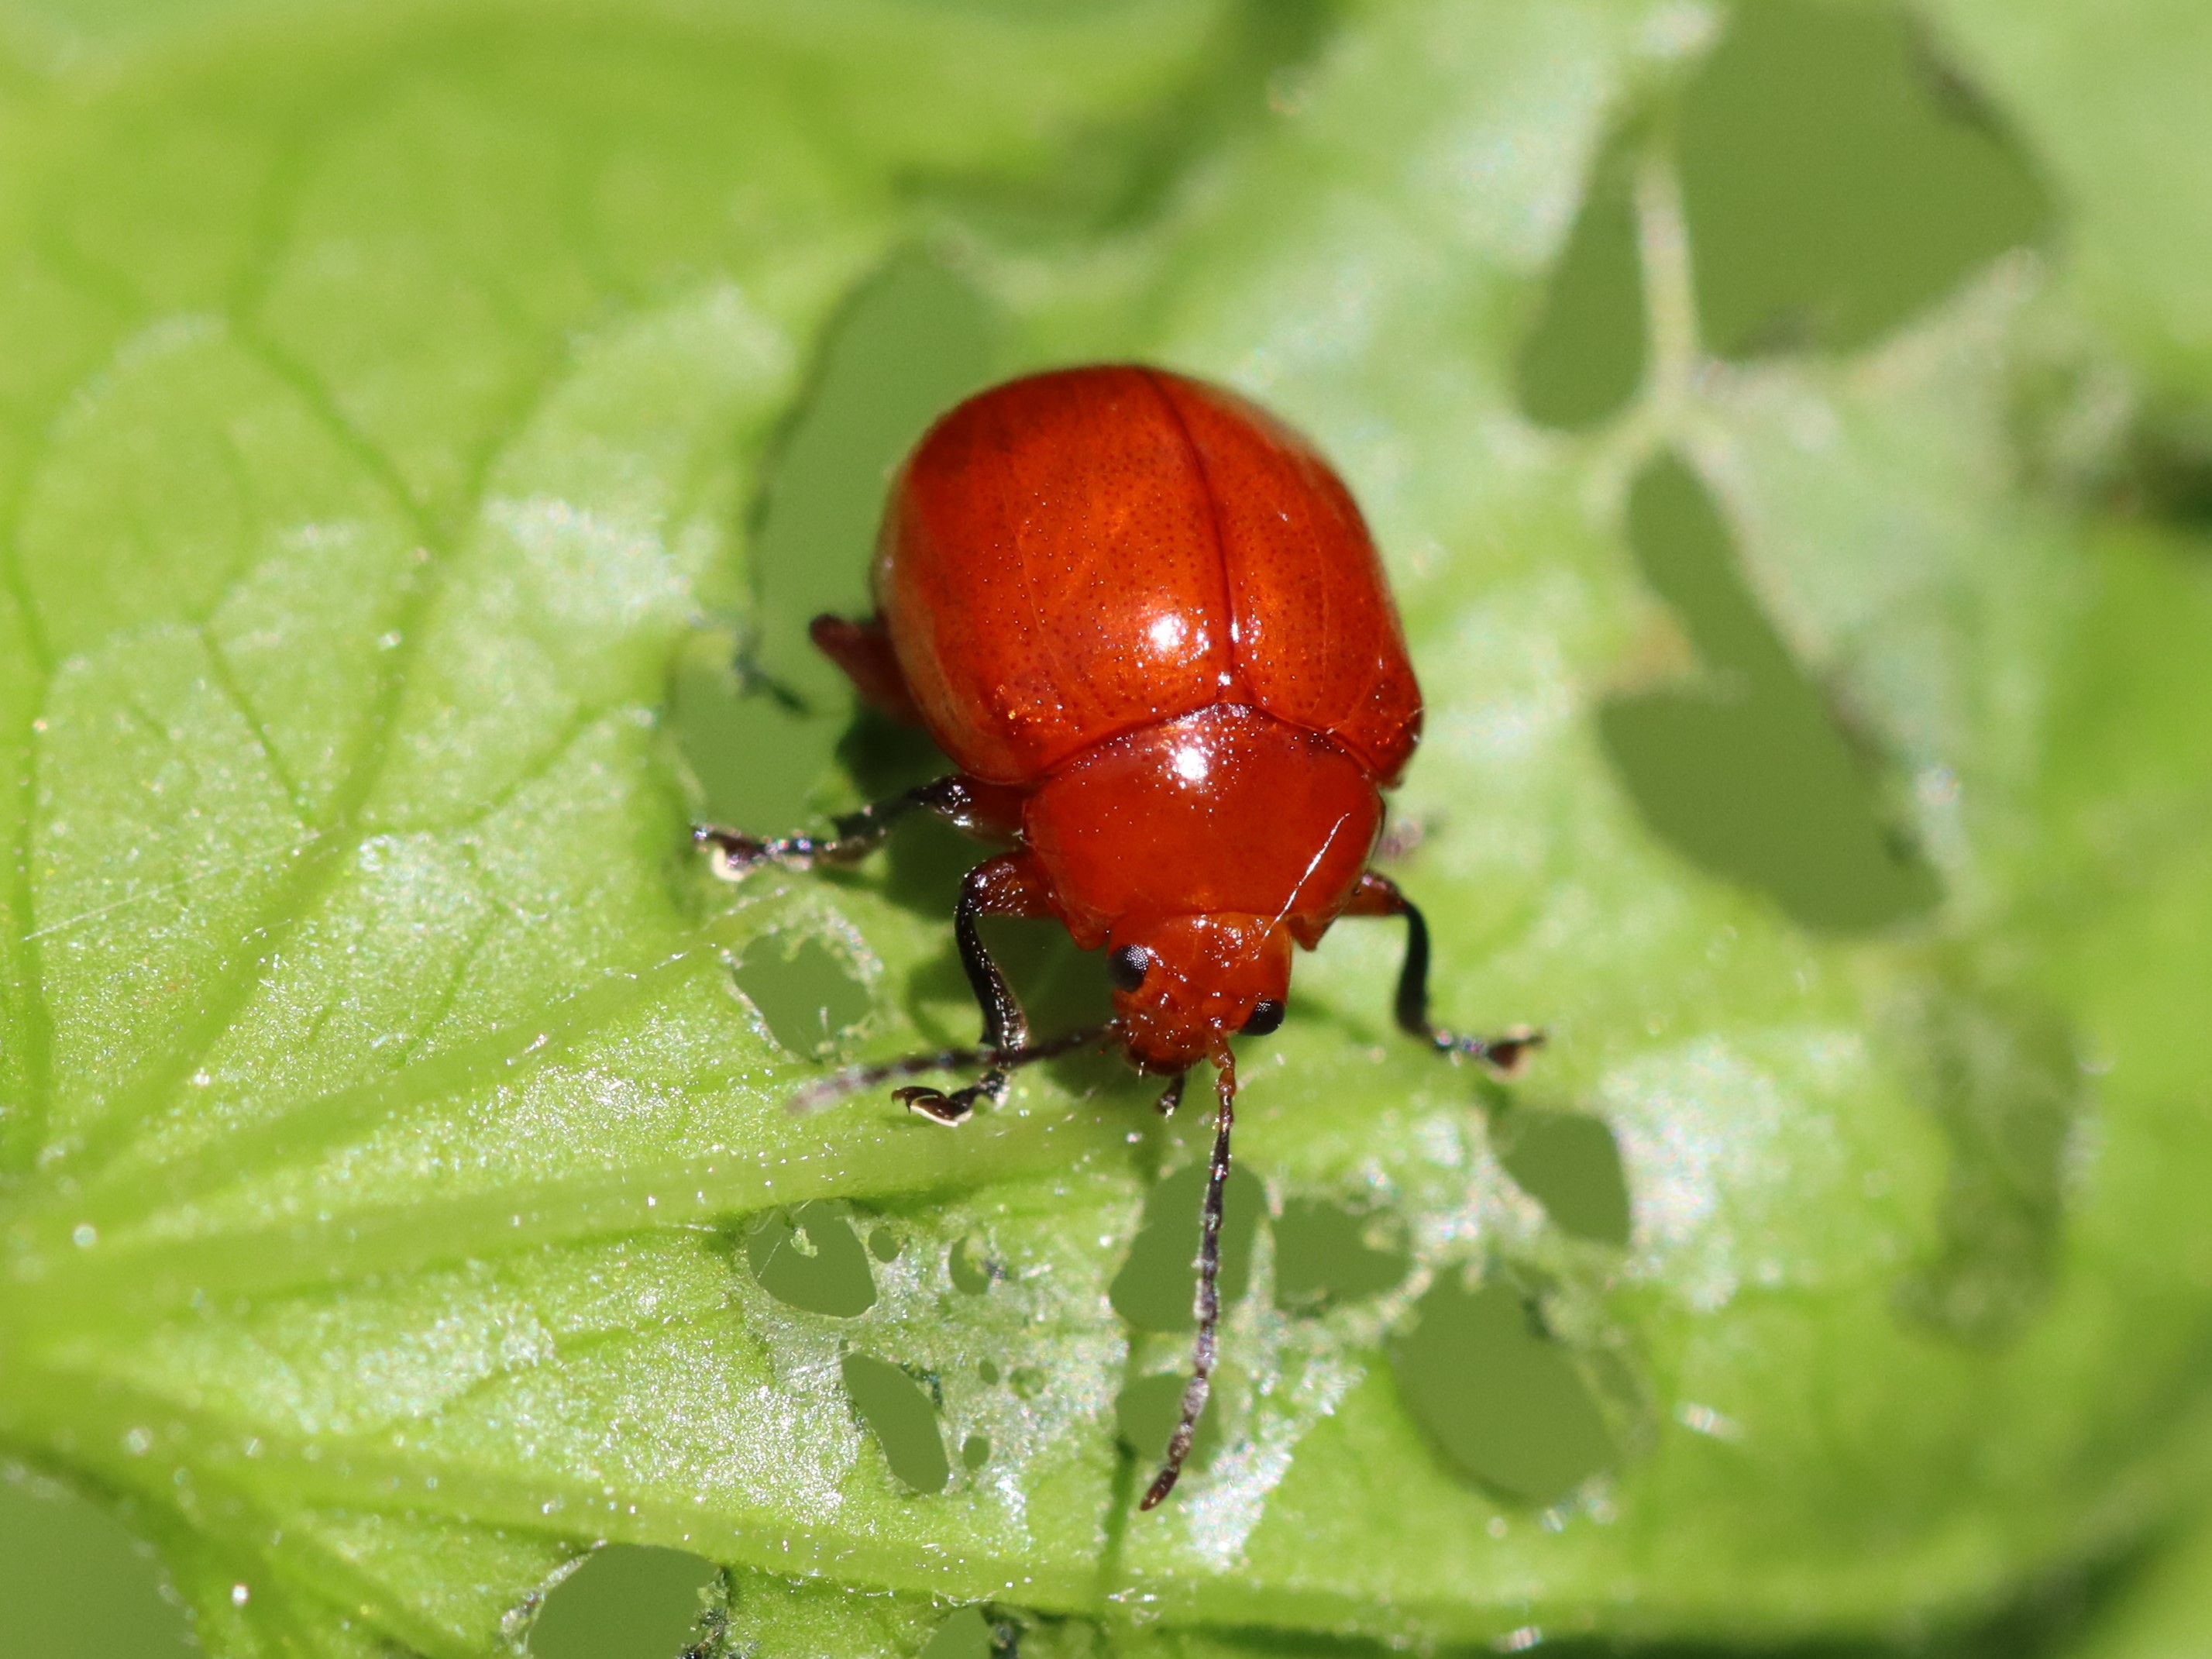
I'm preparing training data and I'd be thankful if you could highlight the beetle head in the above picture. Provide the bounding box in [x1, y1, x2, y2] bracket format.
[1104, 914, 1292, 1073]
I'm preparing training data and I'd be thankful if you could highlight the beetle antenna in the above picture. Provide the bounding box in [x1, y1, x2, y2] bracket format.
[1140, 1048, 1237, 1510]
[784, 1024, 1114, 1116]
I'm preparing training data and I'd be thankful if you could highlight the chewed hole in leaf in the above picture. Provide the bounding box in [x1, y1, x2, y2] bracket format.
[841, 1354, 951, 1495]
[948, 1234, 996, 1296]
[1116, 1368, 1228, 1477]
[745, 1202, 879, 1317]
[1497, 1112, 1632, 1246]
[731, 933, 870, 1057]
[1388, 1278, 1617, 1507]
[920, 1605, 996, 1659]
[669, 618, 862, 852]
[0, 1471, 192, 1658]
[961, 1433, 992, 1472]
[1516, 129, 1646, 432]
[674, 254, 999, 837]
[750, 252, 1000, 707]
[669, 623, 833, 838]
[1109, 1161, 1268, 1332]
[527, 1544, 717, 1659]
[1273, 1197, 1409, 1311]
[1598, 451, 1942, 933]
[1680, 0, 2049, 357]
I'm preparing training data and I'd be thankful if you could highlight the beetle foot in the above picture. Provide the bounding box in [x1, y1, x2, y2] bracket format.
[893, 1086, 971, 1124]
[894, 1069, 1007, 1125]
[1438, 1024, 1543, 1078]
[693, 825, 776, 879]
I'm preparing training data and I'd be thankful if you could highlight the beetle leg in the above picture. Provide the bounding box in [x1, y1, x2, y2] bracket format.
[1343, 871, 1543, 1076]
[1154, 1072, 1185, 1117]
[893, 852, 1058, 1125]
[694, 789, 926, 876]
[1140, 1049, 1237, 1510]
[898, 1088, 984, 1127]
[787, 1024, 1108, 1117]
[810, 613, 926, 725]
[696, 775, 1022, 878]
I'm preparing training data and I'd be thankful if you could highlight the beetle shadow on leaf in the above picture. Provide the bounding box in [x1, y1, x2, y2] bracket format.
[885, 876, 1121, 1097]
[831, 718, 970, 919]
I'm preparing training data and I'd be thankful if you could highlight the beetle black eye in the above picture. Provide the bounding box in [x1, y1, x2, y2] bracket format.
[1107, 944, 1152, 993]
[1241, 998, 1286, 1036]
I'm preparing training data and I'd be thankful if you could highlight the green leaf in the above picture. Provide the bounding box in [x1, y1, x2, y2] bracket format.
[5, 2, 2212, 1657]
[1927, 0, 2212, 399]
[2066, 1511, 2212, 1659]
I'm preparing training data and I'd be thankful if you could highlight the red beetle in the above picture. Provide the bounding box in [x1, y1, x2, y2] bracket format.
[700, 366, 1536, 1506]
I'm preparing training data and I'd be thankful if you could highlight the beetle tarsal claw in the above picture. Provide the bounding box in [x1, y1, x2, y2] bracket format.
[1478, 1026, 1544, 1079]
[1431, 1024, 1545, 1077]
[893, 1086, 972, 1125]
[893, 1068, 1008, 1126]
[693, 825, 772, 879]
